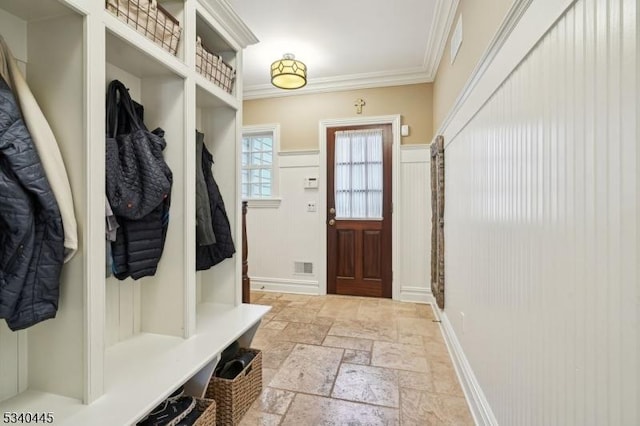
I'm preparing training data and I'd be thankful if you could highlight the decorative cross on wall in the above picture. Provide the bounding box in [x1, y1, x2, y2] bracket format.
[354, 98, 365, 114]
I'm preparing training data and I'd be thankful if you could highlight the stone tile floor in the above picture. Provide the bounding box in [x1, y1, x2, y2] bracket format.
[239, 291, 474, 425]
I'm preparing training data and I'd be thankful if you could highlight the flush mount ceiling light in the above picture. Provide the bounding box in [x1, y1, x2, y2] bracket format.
[271, 53, 307, 89]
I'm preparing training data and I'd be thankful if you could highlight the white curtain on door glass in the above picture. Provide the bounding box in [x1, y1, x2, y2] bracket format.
[334, 129, 383, 219]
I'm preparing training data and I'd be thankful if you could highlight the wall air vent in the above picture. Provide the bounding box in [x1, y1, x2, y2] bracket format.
[294, 261, 313, 275]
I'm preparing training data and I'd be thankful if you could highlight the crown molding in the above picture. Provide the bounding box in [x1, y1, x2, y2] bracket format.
[241, 0, 460, 100]
[198, 0, 258, 48]
[243, 67, 432, 100]
[423, 0, 459, 79]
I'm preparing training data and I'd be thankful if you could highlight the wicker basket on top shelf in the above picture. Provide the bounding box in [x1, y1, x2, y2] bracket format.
[196, 37, 236, 94]
[106, 0, 182, 55]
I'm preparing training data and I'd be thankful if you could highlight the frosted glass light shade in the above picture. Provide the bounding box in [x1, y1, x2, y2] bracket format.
[271, 53, 307, 89]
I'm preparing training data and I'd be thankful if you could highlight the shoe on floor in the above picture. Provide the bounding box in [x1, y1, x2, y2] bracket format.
[214, 341, 240, 377]
[175, 403, 201, 426]
[137, 396, 196, 426]
[217, 351, 256, 379]
[166, 386, 184, 401]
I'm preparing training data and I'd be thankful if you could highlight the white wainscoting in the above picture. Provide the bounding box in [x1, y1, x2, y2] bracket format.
[0, 326, 18, 401]
[439, 0, 639, 424]
[398, 145, 432, 303]
[247, 151, 322, 295]
[247, 147, 433, 300]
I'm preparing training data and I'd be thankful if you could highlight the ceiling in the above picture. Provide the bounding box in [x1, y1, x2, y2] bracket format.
[228, 0, 458, 99]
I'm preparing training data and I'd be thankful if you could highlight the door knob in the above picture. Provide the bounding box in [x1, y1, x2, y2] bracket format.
[329, 207, 336, 214]
[328, 219, 335, 226]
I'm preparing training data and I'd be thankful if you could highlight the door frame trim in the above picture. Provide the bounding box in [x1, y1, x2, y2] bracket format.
[318, 114, 401, 300]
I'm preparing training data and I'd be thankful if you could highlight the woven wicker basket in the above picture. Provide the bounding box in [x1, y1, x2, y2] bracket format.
[196, 37, 236, 94]
[193, 398, 216, 426]
[206, 348, 262, 425]
[106, 0, 182, 55]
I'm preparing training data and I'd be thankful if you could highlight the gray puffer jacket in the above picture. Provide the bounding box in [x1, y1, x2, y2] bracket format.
[0, 75, 65, 331]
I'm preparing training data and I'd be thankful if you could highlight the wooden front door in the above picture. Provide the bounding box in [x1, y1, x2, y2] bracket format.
[327, 124, 392, 298]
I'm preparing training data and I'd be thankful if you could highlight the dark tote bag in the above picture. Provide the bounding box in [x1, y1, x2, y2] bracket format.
[105, 80, 172, 220]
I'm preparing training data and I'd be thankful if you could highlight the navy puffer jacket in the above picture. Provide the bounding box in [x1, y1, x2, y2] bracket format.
[0, 76, 65, 331]
[110, 194, 170, 280]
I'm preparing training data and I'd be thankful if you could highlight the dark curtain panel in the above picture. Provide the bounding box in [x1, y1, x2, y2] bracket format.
[430, 136, 445, 309]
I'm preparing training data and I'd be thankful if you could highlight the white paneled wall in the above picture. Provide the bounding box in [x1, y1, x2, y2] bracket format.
[105, 281, 141, 347]
[398, 146, 431, 302]
[443, 0, 638, 424]
[247, 148, 431, 300]
[247, 152, 322, 294]
[0, 328, 18, 401]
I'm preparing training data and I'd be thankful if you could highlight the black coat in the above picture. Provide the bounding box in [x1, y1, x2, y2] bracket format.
[110, 195, 170, 280]
[0, 76, 65, 331]
[196, 144, 235, 270]
[106, 89, 172, 281]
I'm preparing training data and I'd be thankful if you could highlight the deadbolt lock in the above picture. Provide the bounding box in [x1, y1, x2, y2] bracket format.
[329, 207, 336, 214]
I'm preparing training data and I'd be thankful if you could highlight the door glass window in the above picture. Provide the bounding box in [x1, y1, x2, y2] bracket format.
[334, 129, 383, 219]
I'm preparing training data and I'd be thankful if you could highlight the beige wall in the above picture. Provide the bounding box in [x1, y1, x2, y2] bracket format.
[243, 83, 433, 151]
[433, 0, 514, 133]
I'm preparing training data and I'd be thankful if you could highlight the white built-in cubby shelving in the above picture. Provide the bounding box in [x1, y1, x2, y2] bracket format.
[0, 0, 267, 424]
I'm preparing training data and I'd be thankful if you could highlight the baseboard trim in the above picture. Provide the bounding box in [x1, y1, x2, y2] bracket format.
[250, 277, 320, 295]
[435, 310, 498, 426]
[398, 286, 433, 304]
